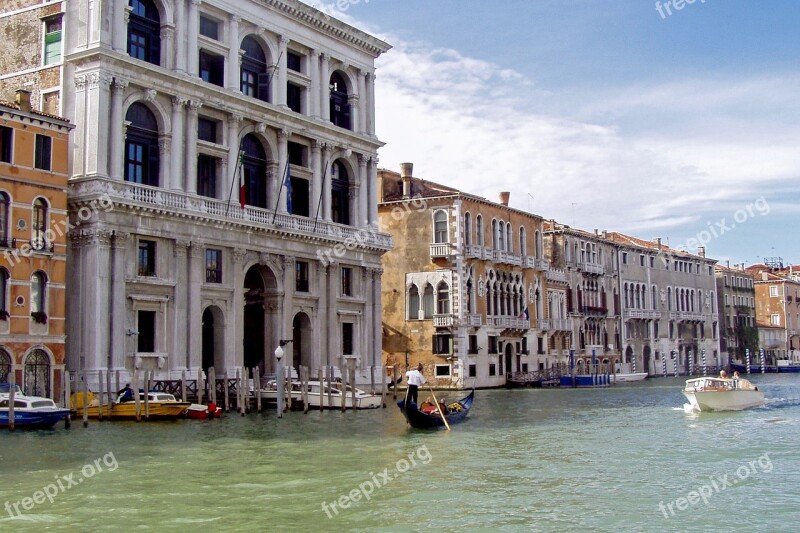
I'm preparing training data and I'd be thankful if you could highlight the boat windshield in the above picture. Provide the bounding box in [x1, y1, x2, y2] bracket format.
[0, 383, 22, 394]
[31, 400, 56, 408]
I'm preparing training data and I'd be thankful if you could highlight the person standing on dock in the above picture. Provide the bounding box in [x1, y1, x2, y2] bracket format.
[406, 364, 426, 404]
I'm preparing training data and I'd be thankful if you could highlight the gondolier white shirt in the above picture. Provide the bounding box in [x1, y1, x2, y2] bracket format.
[406, 370, 426, 386]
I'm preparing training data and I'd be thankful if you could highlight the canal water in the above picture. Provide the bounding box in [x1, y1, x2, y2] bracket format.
[2, 375, 800, 532]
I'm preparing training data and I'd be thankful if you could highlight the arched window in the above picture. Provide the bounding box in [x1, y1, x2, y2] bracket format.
[464, 213, 471, 246]
[30, 271, 47, 317]
[31, 197, 48, 251]
[535, 231, 542, 259]
[240, 36, 269, 102]
[433, 211, 448, 243]
[241, 134, 267, 208]
[422, 284, 434, 319]
[127, 0, 161, 65]
[476, 215, 483, 247]
[652, 285, 658, 309]
[408, 285, 420, 320]
[466, 278, 473, 313]
[506, 223, 512, 252]
[491, 219, 498, 249]
[667, 287, 672, 311]
[0, 192, 9, 247]
[124, 102, 160, 186]
[329, 72, 351, 130]
[498, 220, 505, 250]
[331, 160, 350, 225]
[24, 349, 50, 397]
[624, 283, 629, 308]
[0, 268, 8, 317]
[436, 282, 450, 315]
[0, 348, 11, 383]
[519, 227, 526, 256]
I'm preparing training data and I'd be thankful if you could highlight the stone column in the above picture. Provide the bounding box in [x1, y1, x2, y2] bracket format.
[187, 0, 201, 76]
[187, 243, 204, 370]
[322, 144, 332, 221]
[368, 156, 378, 225]
[373, 268, 383, 366]
[173, 240, 190, 370]
[327, 260, 338, 366]
[311, 140, 322, 221]
[364, 267, 373, 365]
[72, 75, 88, 178]
[110, 231, 129, 370]
[357, 154, 368, 227]
[278, 36, 288, 107]
[266, 160, 279, 213]
[158, 138, 170, 189]
[277, 129, 289, 214]
[227, 15, 241, 91]
[161, 27, 175, 71]
[109, 78, 128, 180]
[112, 0, 128, 52]
[366, 72, 376, 136]
[348, 93, 360, 135]
[357, 70, 367, 134]
[227, 113, 243, 204]
[231, 248, 247, 369]
[170, 96, 187, 190]
[282, 256, 294, 347]
[174, 0, 187, 73]
[185, 100, 201, 193]
[81, 229, 113, 372]
[317, 262, 328, 367]
[320, 53, 331, 122]
[86, 73, 112, 178]
[309, 50, 320, 118]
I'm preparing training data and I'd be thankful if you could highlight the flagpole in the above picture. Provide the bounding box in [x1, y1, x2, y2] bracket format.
[271, 158, 290, 224]
[224, 148, 244, 218]
[313, 157, 330, 232]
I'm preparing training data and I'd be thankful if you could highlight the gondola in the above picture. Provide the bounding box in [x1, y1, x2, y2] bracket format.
[397, 388, 474, 429]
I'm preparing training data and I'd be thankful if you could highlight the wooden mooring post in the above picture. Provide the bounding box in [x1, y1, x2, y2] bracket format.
[301, 366, 309, 414]
[197, 368, 204, 405]
[82, 370, 89, 427]
[115, 370, 120, 401]
[8, 367, 16, 432]
[318, 368, 324, 412]
[392, 365, 398, 400]
[240, 367, 246, 416]
[143, 370, 150, 420]
[350, 364, 357, 411]
[209, 367, 217, 407]
[381, 365, 387, 408]
[223, 372, 229, 412]
[97, 370, 104, 421]
[254, 366, 261, 412]
[106, 370, 112, 419]
[327, 366, 333, 409]
[340, 364, 346, 412]
[181, 370, 187, 403]
[64, 370, 71, 428]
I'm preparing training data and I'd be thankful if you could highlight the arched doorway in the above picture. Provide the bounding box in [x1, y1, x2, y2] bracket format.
[625, 346, 634, 373]
[202, 306, 225, 373]
[24, 349, 50, 397]
[243, 265, 279, 371]
[642, 345, 651, 375]
[0, 348, 11, 383]
[292, 312, 312, 371]
[505, 343, 514, 377]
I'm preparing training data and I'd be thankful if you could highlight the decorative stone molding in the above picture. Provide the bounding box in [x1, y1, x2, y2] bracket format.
[74, 75, 87, 90]
[174, 239, 191, 257]
[188, 243, 204, 258]
[172, 96, 188, 109]
[112, 231, 130, 249]
[187, 100, 203, 113]
[255, 122, 267, 134]
[144, 89, 157, 102]
[112, 78, 129, 91]
[233, 248, 247, 264]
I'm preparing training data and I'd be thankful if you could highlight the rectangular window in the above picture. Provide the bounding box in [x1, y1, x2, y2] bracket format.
[197, 117, 218, 143]
[34, 134, 52, 171]
[287, 51, 302, 72]
[199, 50, 225, 87]
[488, 335, 498, 354]
[489, 363, 496, 377]
[649, 256, 654, 268]
[341, 267, 352, 296]
[640, 255, 645, 267]
[0, 126, 11, 163]
[432, 334, 453, 355]
[521, 337, 528, 354]
[197, 154, 218, 198]
[342, 323, 353, 355]
[287, 142, 306, 167]
[43, 16, 62, 65]
[622, 252, 627, 265]
[468, 364, 477, 378]
[199, 15, 219, 40]
[287, 83, 303, 114]
[771, 314, 780, 326]
[468, 334, 478, 354]
[137, 310, 156, 352]
[770, 286, 779, 297]
[290, 177, 310, 217]
[295, 261, 309, 292]
[205, 249, 222, 283]
[435, 365, 451, 378]
[138, 240, 156, 277]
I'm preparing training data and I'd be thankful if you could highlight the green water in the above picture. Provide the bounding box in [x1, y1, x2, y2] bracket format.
[1, 375, 799, 532]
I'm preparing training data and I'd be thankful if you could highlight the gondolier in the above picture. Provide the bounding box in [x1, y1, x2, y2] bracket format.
[405, 363, 426, 404]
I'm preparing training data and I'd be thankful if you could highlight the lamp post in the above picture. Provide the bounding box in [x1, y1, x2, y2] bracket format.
[274, 340, 292, 418]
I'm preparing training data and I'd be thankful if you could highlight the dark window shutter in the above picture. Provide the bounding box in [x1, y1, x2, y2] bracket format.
[258, 73, 270, 102]
[149, 32, 161, 65]
[147, 142, 160, 186]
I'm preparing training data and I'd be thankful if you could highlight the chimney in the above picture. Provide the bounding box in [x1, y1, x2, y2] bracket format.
[400, 162, 413, 199]
[602, 230, 608, 239]
[726, 260, 730, 269]
[499, 191, 510, 206]
[15, 90, 32, 112]
[594, 229, 599, 236]
[697, 246, 706, 258]
[656, 238, 662, 250]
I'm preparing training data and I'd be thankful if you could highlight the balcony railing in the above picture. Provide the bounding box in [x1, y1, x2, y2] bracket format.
[430, 243, 452, 258]
[433, 315, 455, 327]
[491, 250, 521, 266]
[464, 314, 482, 327]
[465, 245, 484, 259]
[546, 268, 567, 283]
[669, 311, 705, 322]
[577, 261, 605, 275]
[624, 309, 662, 320]
[551, 318, 573, 331]
[69, 178, 393, 250]
[537, 319, 550, 331]
[581, 305, 608, 316]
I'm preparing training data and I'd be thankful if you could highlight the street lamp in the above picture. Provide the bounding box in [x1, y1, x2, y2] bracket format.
[274, 340, 292, 417]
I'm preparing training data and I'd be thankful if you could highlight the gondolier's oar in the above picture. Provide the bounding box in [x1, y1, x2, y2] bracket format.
[428, 385, 450, 431]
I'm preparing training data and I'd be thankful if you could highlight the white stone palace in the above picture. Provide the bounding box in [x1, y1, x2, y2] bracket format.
[60, 0, 391, 380]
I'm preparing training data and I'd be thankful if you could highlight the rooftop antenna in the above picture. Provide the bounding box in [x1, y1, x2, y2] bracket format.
[527, 193, 534, 213]
[571, 203, 576, 227]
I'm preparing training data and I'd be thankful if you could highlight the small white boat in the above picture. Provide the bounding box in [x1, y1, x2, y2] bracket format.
[612, 372, 648, 383]
[256, 380, 382, 409]
[0, 384, 70, 428]
[682, 377, 765, 412]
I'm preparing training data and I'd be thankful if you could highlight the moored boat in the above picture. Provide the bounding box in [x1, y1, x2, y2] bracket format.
[612, 372, 648, 383]
[185, 403, 222, 419]
[682, 377, 765, 412]
[256, 380, 383, 409]
[397, 389, 474, 429]
[71, 391, 190, 420]
[0, 384, 70, 429]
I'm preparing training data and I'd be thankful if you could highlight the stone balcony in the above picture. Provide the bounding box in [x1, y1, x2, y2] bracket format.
[464, 314, 483, 327]
[488, 316, 530, 330]
[491, 250, 522, 266]
[433, 315, 455, 327]
[464, 245, 485, 259]
[523, 256, 550, 271]
[551, 318, 573, 331]
[69, 178, 393, 250]
[546, 268, 567, 283]
[430, 243, 453, 259]
[537, 319, 550, 331]
[577, 261, 605, 275]
[669, 311, 706, 322]
[624, 309, 662, 320]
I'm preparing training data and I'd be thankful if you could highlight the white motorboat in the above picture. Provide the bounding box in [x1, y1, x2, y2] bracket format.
[256, 380, 382, 409]
[612, 372, 648, 383]
[682, 377, 765, 412]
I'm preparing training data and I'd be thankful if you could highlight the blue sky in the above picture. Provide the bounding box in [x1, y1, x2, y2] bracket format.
[307, 0, 800, 266]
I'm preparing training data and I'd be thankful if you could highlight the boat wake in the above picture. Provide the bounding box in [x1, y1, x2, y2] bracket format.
[762, 398, 800, 410]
